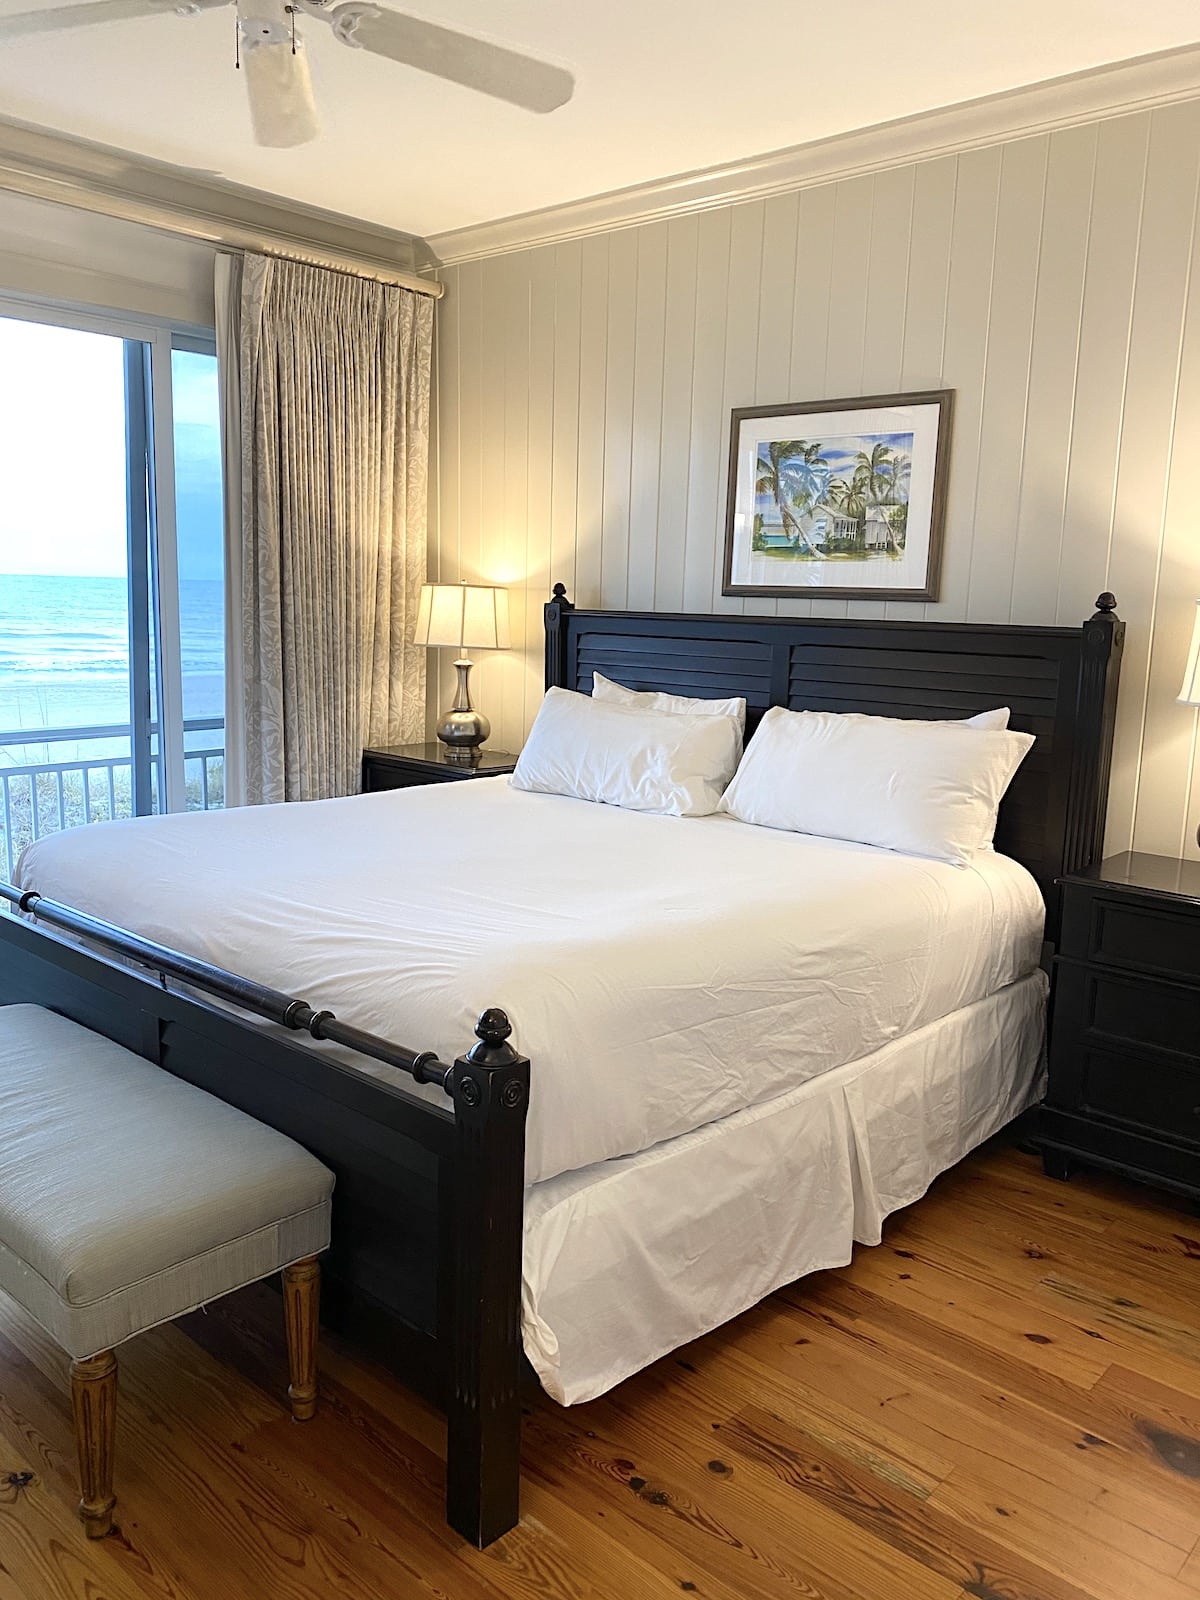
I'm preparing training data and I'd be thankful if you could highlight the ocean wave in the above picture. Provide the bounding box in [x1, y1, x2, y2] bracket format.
[0, 621, 122, 639]
[0, 656, 132, 675]
[0, 575, 226, 687]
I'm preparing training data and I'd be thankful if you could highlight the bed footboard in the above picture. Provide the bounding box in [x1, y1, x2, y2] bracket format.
[0, 887, 529, 1549]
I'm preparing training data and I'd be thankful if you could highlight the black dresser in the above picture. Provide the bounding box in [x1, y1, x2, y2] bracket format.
[1039, 852, 1200, 1203]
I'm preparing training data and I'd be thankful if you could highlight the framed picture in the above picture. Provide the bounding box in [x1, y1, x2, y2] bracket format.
[722, 389, 953, 602]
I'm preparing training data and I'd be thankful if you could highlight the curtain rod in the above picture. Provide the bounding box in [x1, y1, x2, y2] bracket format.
[0, 142, 444, 300]
[244, 239, 444, 298]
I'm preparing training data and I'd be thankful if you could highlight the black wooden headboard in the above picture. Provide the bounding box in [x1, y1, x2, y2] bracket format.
[544, 585, 1124, 940]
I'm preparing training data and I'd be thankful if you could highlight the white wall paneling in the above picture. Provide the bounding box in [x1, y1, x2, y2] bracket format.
[432, 100, 1200, 861]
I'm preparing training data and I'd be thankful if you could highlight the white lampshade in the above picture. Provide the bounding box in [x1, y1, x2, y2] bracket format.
[1179, 600, 1200, 706]
[414, 583, 510, 652]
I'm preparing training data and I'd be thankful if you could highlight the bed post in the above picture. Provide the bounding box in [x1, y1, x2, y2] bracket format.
[1064, 592, 1125, 877]
[544, 582, 574, 690]
[445, 1007, 530, 1548]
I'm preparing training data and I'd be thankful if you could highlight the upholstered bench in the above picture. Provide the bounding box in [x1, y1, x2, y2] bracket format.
[0, 1003, 335, 1538]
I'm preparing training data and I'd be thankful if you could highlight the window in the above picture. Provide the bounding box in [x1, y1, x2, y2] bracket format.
[0, 304, 226, 880]
[172, 341, 226, 812]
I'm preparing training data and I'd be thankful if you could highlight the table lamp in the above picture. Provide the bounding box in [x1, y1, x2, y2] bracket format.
[1180, 599, 1200, 845]
[414, 582, 510, 761]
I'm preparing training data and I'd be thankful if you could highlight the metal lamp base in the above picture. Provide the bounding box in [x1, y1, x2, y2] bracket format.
[436, 659, 490, 761]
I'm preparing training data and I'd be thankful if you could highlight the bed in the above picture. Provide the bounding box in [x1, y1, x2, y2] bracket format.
[0, 587, 1125, 1545]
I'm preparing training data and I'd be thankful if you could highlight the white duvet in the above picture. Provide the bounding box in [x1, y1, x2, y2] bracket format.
[16, 779, 1044, 1185]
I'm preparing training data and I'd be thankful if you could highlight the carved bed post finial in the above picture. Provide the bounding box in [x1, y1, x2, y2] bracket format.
[468, 1007, 516, 1060]
[544, 582, 575, 692]
[1093, 592, 1118, 616]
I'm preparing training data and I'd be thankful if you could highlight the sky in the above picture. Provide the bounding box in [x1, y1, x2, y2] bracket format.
[0, 315, 223, 581]
[756, 430, 915, 481]
[754, 429, 915, 519]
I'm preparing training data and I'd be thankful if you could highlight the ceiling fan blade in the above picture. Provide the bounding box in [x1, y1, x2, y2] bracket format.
[0, 0, 223, 39]
[327, 4, 574, 113]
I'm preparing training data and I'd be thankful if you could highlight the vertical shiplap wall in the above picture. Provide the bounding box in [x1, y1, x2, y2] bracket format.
[431, 101, 1200, 860]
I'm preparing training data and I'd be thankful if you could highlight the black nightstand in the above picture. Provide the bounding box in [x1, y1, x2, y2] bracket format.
[362, 742, 517, 792]
[1038, 852, 1200, 1204]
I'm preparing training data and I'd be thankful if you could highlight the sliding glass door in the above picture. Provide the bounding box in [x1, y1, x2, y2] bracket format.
[171, 341, 226, 814]
[0, 303, 225, 879]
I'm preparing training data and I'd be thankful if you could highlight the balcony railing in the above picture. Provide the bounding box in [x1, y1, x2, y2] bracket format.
[0, 717, 224, 882]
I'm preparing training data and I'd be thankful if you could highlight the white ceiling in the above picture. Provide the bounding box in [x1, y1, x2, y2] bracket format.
[1, 1, 1199, 241]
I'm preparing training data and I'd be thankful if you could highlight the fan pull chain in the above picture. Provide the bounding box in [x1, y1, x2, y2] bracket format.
[288, 3, 297, 53]
[234, 14, 240, 68]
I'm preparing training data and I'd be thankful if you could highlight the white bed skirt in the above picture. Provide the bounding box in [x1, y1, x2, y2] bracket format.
[522, 969, 1047, 1405]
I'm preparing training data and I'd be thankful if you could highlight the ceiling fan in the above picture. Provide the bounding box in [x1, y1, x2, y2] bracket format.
[0, 0, 575, 146]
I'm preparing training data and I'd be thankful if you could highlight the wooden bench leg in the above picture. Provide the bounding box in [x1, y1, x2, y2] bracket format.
[70, 1351, 116, 1538]
[282, 1256, 320, 1421]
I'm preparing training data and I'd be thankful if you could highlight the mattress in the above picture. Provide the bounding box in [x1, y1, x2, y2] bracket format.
[16, 778, 1045, 1185]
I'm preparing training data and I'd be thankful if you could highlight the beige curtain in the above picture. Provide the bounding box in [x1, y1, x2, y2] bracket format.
[220, 251, 432, 804]
[214, 255, 247, 807]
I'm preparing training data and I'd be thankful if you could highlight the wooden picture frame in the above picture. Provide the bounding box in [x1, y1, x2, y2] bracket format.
[722, 389, 954, 602]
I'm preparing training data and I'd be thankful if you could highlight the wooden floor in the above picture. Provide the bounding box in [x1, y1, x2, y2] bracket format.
[3, 1143, 1200, 1600]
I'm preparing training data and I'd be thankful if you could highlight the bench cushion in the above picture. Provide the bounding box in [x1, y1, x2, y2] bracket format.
[0, 1005, 334, 1358]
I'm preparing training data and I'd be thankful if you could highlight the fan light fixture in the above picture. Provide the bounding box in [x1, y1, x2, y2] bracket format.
[236, 0, 319, 147]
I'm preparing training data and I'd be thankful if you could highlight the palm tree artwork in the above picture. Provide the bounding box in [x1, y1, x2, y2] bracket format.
[755, 440, 832, 557]
[727, 392, 950, 600]
[827, 475, 867, 525]
[854, 441, 897, 503]
[755, 435, 914, 561]
[784, 437, 913, 556]
[854, 442, 912, 552]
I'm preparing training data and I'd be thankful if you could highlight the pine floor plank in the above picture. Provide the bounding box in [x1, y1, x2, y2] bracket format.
[724, 1402, 1102, 1600]
[825, 1236, 1116, 1386]
[551, 1383, 964, 1600]
[0, 1427, 156, 1600]
[523, 1400, 962, 1600]
[737, 1309, 1200, 1559]
[1179, 1541, 1200, 1591]
[1093, 1365, 1200, 1442]
[929, 1466, 1196, 1599]
[773, 1279, 1200, 1538]
[666, 1341, 957, 1496]
[665, 1315, 1193, 1573]
[932, 1163, 1182, 1242]
[892, 1190, 1200, 1335]
[933, 1445, 1189, 1575]
[2, 1145, 1199, 1600]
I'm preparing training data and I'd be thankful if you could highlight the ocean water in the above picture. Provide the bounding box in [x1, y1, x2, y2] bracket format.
[0, 573, 224, 748]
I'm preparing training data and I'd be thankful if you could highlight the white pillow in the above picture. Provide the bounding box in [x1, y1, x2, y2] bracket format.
[591, 671, 748, 735]
[720, 705, 1034, 866]
[838, 707, 1010, 731]
[779, 709, 1010, 850]
[511, 687, 741, 816]
[962, 707, 1010, 730]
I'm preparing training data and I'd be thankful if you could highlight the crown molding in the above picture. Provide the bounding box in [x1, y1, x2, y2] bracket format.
[425, 42, 1200, 267]
[0, 115, 443, 297]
